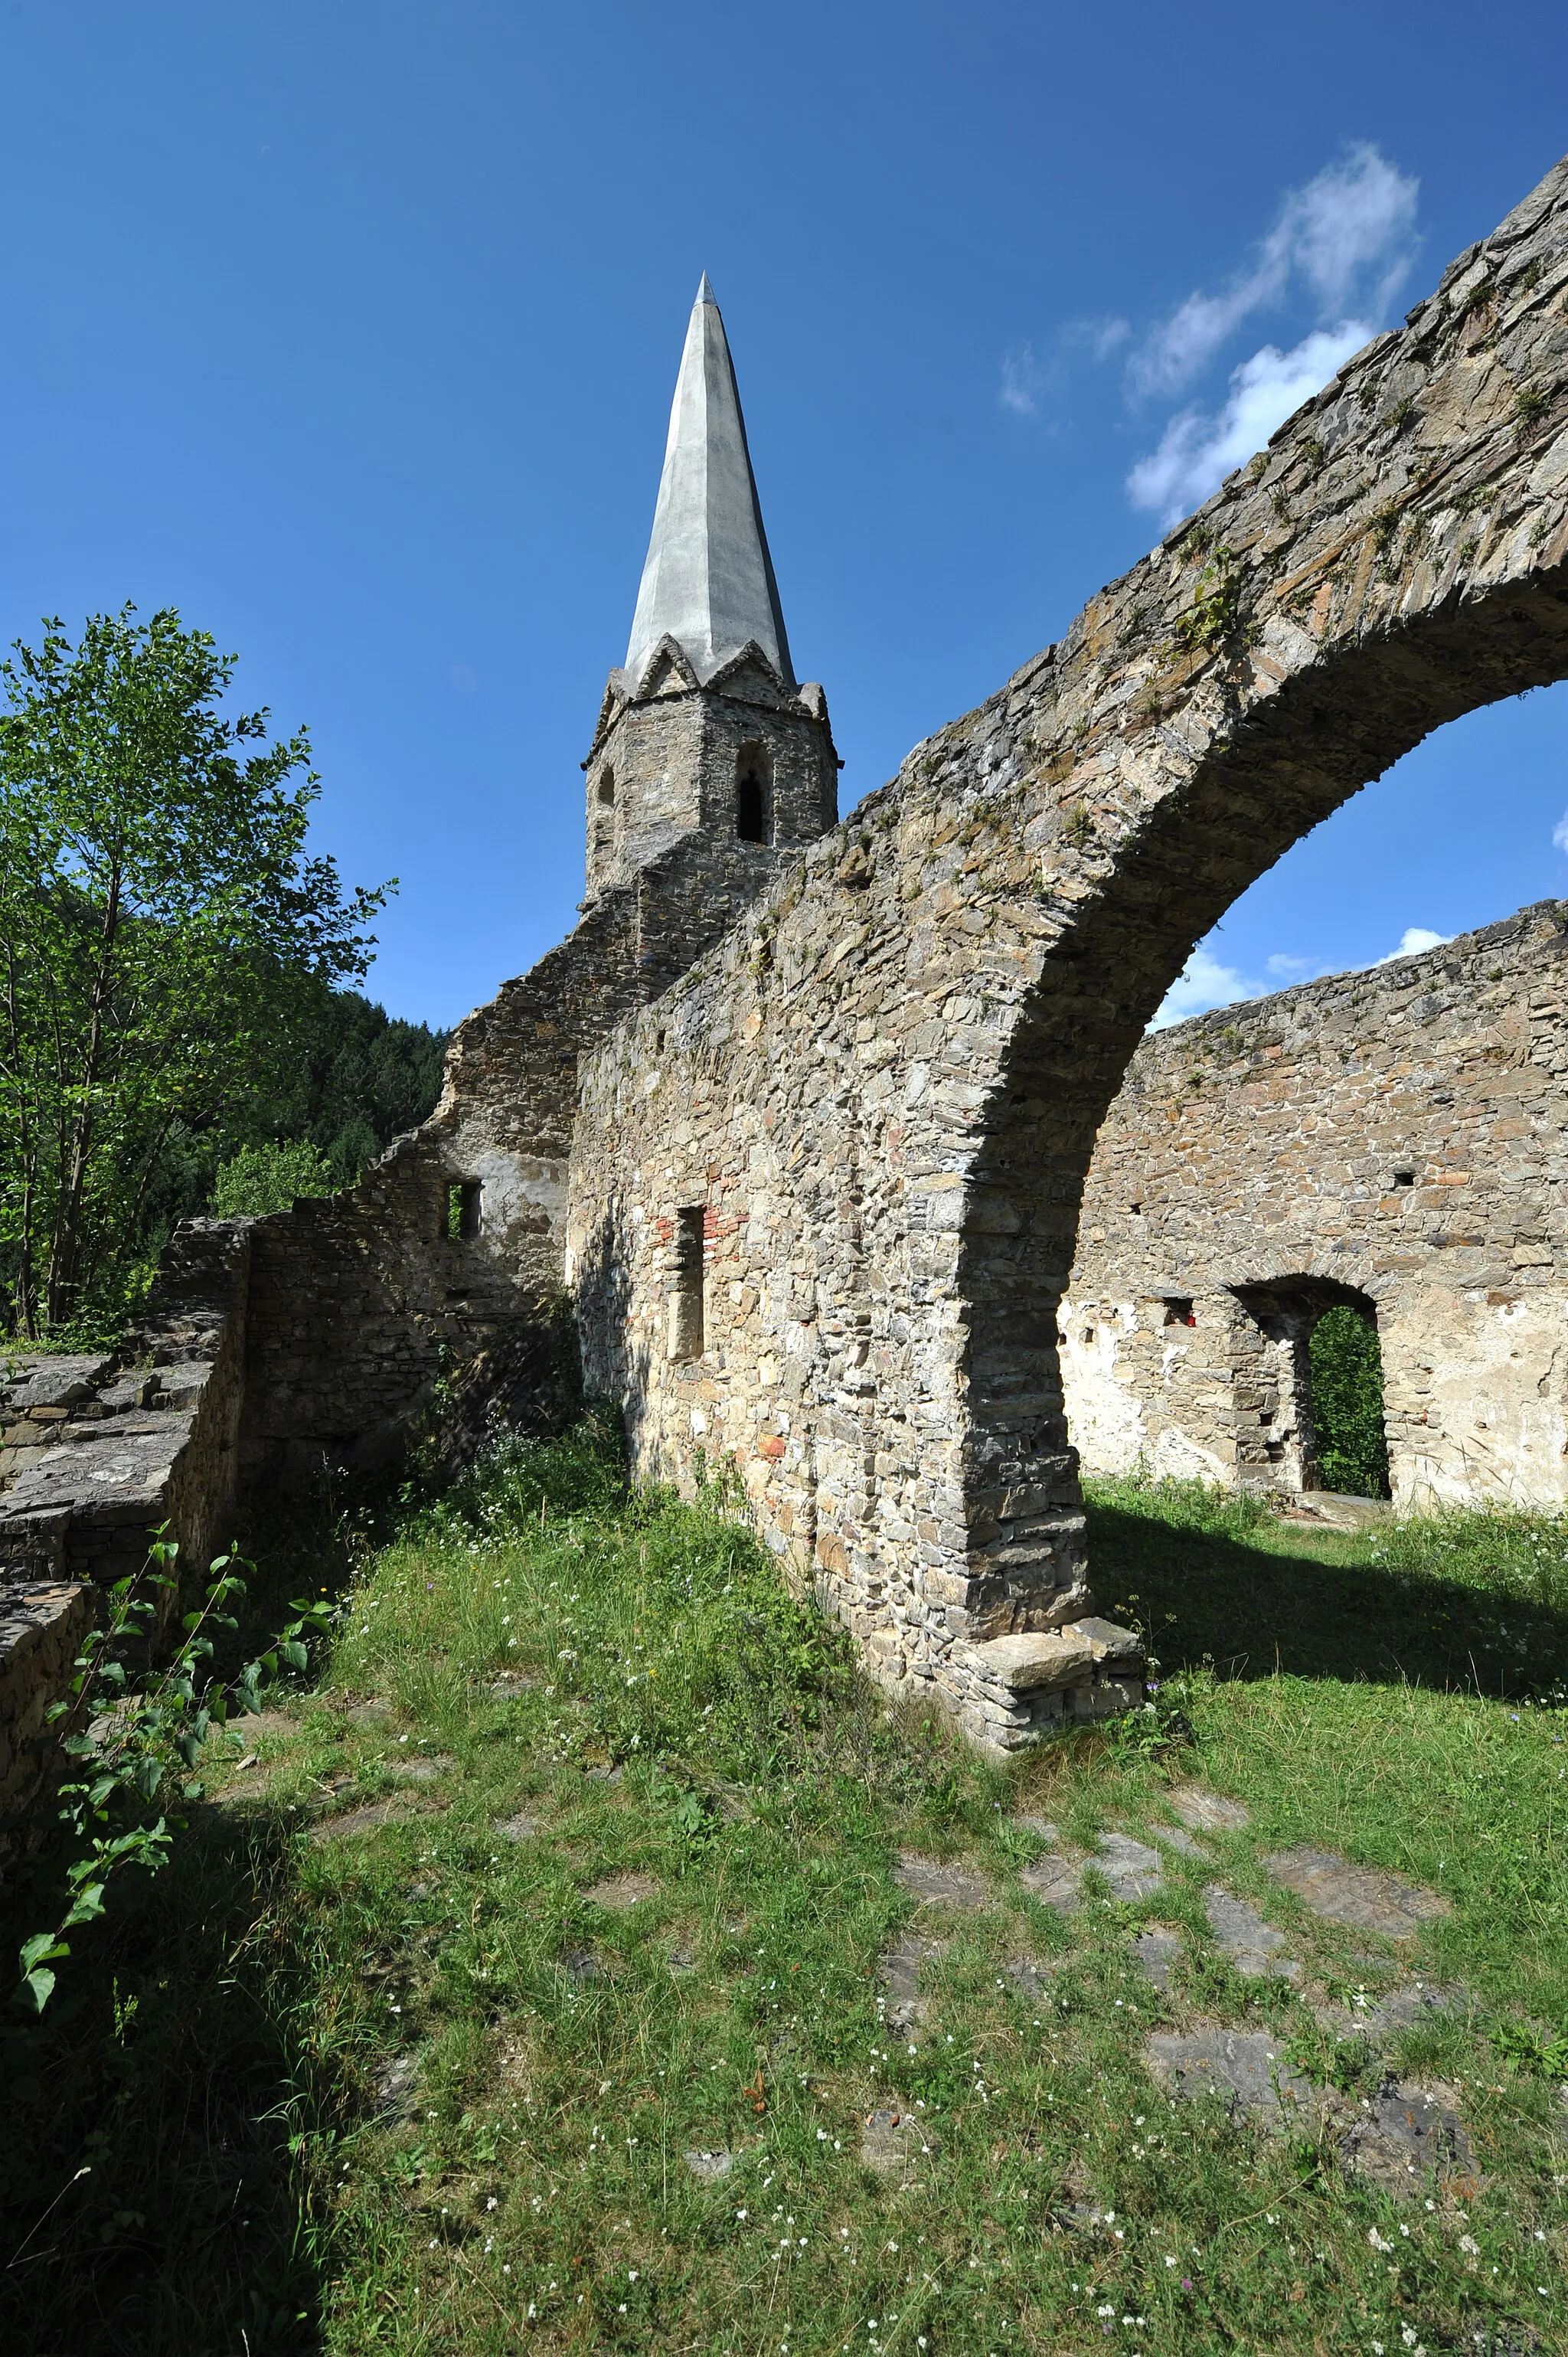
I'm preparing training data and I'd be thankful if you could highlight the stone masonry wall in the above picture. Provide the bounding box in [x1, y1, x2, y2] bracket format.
[568, 156, 1568, 1753]
[0, 1581, 96, 1849]
[240, 824, 813, 1489]
[1061, 902, 1568, 1509]
[584, 646, 838, 898]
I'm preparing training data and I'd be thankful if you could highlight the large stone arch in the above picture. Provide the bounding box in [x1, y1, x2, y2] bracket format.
[569, 155, 1568, 1745]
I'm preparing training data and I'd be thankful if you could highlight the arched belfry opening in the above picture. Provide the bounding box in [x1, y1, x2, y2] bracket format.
[735, 743, 772, 844]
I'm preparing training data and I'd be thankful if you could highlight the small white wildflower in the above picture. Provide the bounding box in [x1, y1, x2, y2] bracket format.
[1368, 2228, 1394, 2253]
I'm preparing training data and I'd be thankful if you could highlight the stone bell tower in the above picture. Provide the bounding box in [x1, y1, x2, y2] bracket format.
[582, 275, 839, 899]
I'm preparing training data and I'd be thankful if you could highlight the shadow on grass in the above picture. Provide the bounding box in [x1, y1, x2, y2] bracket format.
[1, 1801, 334, 2357]
[1086, 1496, 1568, 1699]
[0, 1444, 385, 2357]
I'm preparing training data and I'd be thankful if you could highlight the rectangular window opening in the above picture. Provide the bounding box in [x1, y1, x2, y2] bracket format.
[445, 1178, 482, 1241]
[669, 1205, 706, 1361]
[1162, 1296, 1195, 1328]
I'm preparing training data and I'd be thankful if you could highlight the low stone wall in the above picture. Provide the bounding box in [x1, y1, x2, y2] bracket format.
[1, 1221, 253, 1605]
[0, 1581, 96, 1853]
[0, 1224, 254, 1853]
[1061, 902, 1568, 1509]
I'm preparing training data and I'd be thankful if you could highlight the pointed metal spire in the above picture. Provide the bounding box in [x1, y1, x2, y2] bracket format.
[622, 277, 795, 691]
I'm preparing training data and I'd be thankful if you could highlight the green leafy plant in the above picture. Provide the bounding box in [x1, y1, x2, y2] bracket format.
[1491, 2018, 1568, 2079]
[1174, 548, 1252, 654]
[11, 1537, 337, 2015]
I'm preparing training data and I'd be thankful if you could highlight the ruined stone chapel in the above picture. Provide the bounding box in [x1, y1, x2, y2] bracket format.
[9, 151, 1568, 1776]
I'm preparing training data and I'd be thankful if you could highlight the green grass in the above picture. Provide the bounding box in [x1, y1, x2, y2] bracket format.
[4, 1437, 1566, 2354]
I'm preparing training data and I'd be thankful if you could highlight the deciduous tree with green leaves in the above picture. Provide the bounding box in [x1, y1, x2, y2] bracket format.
[0, 606, 390, 1335]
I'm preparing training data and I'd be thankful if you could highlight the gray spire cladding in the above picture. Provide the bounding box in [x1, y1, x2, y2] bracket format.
[622, 276, 795, 691]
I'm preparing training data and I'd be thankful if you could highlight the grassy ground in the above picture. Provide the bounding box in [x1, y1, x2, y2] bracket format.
[3, 1435, 1566, 2355]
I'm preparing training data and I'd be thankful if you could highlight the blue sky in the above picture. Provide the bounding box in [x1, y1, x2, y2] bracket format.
[2, 1, 1566, 1028]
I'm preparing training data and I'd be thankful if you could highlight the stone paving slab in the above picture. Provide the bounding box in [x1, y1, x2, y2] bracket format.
[1316, 1980, 1472, 2043]
[684, 2148, 733, 2180]
[1338, 2081, 1474, 2195]
[878, 1933, 945, 2035]
[390, 1752, 453, 1782]
[1095, 1832, 1165, 1900]
[1168, 1787, 1250, 1833]
[493, 1811, 537, 1842]
[1204, 1885, 1299, 1979]
[1003, 1957, 1052, 2001]
[374, 2052, 419, 2117]
[582, 1871, 659, 1911]
[895, 1853, 989, 1909]
[484, 1672, 537, 1700]
[1020, 1852, 1085, 1911]
[1264, 1847, 1450, 1938]
[1147, 1823, 1207, 1859]
[1132, 1929, 1183, 1992]
[310, 1796, 433, 1842]
[1147, 2025, 1315, 2127]
[861, 2104, 940, 2176]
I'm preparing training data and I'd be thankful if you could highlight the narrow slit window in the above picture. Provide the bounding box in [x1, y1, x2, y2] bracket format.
[669, 1205, 705, 1360]
[445, 1179, 482, 1240]
[735, 742, 772, 845]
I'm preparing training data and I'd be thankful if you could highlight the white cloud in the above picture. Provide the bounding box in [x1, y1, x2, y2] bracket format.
[1066, 313, 1131, 362]
[1552, 808, 1568, 854]
[1374, 925, 1448, 963]
[1127, 322, 1368, 525]
[1000, 318, 1128, 417]
[999, 342, 1041, 416]
[1150, 926, 1447, 1031]
[1148, 946, 1261, 1030]
[1132, 144, 1418, 397]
